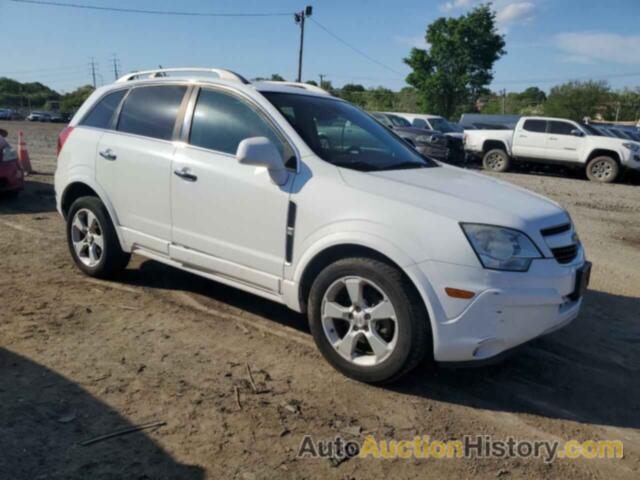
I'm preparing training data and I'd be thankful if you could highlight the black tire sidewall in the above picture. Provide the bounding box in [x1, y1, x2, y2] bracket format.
[586, 156, 619, 183]
[66, 196, 127, 278]
[308, 258, 427, 383]
[483, 149, 510, 172]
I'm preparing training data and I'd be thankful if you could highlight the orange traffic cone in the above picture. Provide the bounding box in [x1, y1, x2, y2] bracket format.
[18, 131, 33, 175]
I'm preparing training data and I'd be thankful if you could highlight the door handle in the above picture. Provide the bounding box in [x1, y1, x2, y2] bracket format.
[99, 149, 117, 161]
[173, 167, 198, 182]
[548, 137, 558, 141]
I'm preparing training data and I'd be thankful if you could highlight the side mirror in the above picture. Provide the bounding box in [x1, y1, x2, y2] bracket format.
[236, 137, 288, 185]
[571, 129, 584, 137]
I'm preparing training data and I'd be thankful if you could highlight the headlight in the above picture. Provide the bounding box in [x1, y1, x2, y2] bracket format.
[1, 147, 18, 162]
[622, 142, 640, 152]
[461, 223, 542, 272]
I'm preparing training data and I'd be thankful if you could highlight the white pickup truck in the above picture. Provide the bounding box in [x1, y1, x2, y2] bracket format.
[464, 116, 640, 183]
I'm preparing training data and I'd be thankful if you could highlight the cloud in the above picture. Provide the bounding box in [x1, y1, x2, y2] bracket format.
[495, 2, 535, 30]
[556, 33, 640, 65]
[394, 35, 429, 49]
[438, 0, 537, 31]
[440, 0, 475, 12]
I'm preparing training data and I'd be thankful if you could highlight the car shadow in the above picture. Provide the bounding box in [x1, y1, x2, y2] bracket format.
[118, 259, 309, 334]
[0, 176, 57, 214]
[0, 348, 205, 479]
[118, 260, 639, 431]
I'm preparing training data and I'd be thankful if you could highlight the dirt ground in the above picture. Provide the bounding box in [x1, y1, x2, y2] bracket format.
[1, 120, 639, 479]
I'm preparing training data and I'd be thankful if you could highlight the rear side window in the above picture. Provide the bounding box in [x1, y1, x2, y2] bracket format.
[548, 121, 577, 135]
[117, 85, 187, 140]
[80, 90, 127, 129]
[412, 118, 428, 129]
[189, 88, 286, 156]
[523, 119, 547, 133]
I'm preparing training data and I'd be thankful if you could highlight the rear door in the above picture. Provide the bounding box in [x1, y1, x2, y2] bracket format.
[546, 120, 584, 163]
[96, 84, 188, 254]
[512, 119, 549, 159]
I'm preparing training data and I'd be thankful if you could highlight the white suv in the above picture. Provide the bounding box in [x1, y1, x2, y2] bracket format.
[55, 68, 590, 383]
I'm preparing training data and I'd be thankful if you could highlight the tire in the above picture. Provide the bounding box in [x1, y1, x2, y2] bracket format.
[482, 148, 510, 172]
[66, 196, 130, 278]
[586, 156, 619, 183]
[308, 257, 431, 384]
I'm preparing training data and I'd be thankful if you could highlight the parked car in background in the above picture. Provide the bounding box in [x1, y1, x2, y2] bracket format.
[0, 138, 24, 197]
[49, 112, 70, 123]
[391, 113, 465, 162]
[371, 112, 449, 162]
[464, 116, 640, 183]
[55, 67, 590, 383]
[0, 108, 21, 120]
[27, 111, 52, 122]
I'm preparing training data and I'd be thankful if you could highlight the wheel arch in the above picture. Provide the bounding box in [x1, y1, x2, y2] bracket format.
[482, 139, 509, 155]
[60, 179, 127, 250]
[586, 149, 621, 165]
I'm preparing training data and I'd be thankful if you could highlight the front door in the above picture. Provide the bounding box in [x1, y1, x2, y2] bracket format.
[170, 87, 295, 292]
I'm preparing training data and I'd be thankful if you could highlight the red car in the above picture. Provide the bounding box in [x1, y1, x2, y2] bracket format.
[0, 144, 24, 196]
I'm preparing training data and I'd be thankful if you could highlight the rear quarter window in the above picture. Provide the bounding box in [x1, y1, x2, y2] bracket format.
[117, 85, 187, 141]
[80, 89, 127, 129]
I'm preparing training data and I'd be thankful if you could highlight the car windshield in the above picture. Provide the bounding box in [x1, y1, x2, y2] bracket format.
[388, 114, 411, 127]
[263, 92, 436, 171]
[429, 117, 456, 133]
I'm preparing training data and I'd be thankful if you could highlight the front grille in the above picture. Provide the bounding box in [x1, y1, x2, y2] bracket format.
[541, 223, 571, 236]
[551, 244, 578, 264]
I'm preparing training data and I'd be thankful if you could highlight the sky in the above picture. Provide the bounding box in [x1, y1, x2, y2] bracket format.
[1, 0, 639, 94]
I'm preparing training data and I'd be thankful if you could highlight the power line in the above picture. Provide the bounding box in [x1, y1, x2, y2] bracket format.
[492, 71, 640, 86]
[9, 0, 294, 16]
[309, 18, 403, 76]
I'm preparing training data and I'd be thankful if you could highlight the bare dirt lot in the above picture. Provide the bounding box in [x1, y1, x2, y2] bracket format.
[1, 120, 639, 479]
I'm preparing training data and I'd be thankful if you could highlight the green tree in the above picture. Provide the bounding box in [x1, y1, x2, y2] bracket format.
[60, 85, 94, 113]
[544, 80, 611, 121]
[404, 4, 506, 119]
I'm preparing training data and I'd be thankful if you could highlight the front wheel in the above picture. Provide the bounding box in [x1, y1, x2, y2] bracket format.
[482, 149, 511, 172]
[66, 196, 130, 278]
[586, 156, 619, 183]
[308, 258, 431, 384]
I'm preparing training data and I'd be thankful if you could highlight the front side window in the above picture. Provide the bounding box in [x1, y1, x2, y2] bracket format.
[388, 115, 410, 127]
[189, 88, 288, 158]
[429, 117, 455, 133]
[117, 85, 187, 140]
[263, 92, 436, 171]
[548, 121, 578, 136]
[523, 119, 547, 133]
[80, 89, 127, 129]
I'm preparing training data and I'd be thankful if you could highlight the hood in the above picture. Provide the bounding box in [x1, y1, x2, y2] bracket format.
[444, 132, 464, 140]
[339, 164, 568, 233]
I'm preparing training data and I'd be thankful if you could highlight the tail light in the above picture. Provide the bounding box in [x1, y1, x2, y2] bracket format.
[57, 126, 74, 156]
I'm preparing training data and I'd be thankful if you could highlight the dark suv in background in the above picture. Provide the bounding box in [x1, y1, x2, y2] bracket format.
[371, 112, 449, 162]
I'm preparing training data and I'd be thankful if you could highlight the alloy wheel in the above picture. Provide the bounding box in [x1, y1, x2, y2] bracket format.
[70, 208, 104, 267]
[320, 276, 398, 366]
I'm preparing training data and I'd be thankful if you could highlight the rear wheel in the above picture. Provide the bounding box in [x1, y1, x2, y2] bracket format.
[482, 149, 510, 172]
[308, 257, 431, 384]
[586, 156, 619, 183]
[66, 196, 130, 278]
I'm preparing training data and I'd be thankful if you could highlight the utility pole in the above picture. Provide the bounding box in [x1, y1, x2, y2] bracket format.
[89, 57, 97, 88]
[294, 5, 313, 83]
[111, 54, 121, 80]
[319, 74, 326, 87]
[501, 88, 507, 114]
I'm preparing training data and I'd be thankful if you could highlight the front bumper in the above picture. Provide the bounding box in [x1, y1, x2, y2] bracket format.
[406, 254, 588, 363]
[0, 160, 24, 192]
